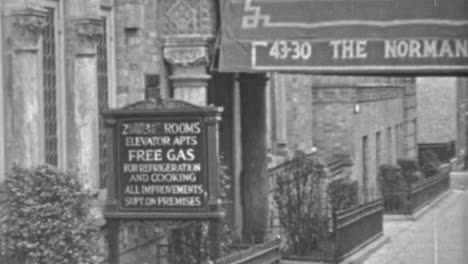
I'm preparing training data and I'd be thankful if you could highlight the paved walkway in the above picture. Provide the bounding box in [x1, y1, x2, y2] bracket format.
[363, 171, 468, 264]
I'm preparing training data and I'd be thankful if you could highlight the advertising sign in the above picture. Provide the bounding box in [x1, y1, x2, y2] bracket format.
[118, 117, 207, 211]
[102, 99, 223, 219]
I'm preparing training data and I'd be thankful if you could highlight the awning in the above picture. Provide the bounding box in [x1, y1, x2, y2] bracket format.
[218, 0, 468, 74]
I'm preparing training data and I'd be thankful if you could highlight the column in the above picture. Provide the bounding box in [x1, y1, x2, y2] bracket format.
[0, 0, 4, 180]
[274, 74, 288, 152]
[161, 0, 220, 257]
[160, 0, 217, 106]
[239, 73, 268, 243]
[71, 18, 103, 189]
[164, 37, 212, 105]
[9, 7, 47, 167]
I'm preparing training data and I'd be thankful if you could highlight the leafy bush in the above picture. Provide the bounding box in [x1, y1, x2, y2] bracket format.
[378, 164, 408, 192]
[378, 164, 410, 209]
[419, 150, 441, 178]
[397, 158, 422, 184]
[0, 165, 99, 264]
[273, 155, 327, 256]
[326, 178, 358, 211]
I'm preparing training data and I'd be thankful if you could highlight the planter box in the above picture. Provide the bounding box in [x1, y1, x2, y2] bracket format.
[383, 164, 451, 216]
[282, 199, 384, 264]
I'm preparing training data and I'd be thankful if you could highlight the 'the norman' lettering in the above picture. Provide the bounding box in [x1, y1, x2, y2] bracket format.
[384, 39, 468, 59]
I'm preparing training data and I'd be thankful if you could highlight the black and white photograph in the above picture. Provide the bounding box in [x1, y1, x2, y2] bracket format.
[0, 0, 467, 263]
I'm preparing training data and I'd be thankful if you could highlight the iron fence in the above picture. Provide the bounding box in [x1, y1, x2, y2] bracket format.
[282, 198, 384, 263]
[266, 153, 384, 263]
[383, 164, 451, 215]
[154, 236, 281, 264]
[207, 238, 281, 264]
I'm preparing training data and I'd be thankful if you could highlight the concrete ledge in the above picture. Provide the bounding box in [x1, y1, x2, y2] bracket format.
[282, 235, 390, 264]
[383, 190, 450, 222]
[339, 234, 390, 264]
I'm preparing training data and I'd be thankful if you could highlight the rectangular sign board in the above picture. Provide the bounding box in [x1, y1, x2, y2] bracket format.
[102, 99, 223, 219]
[219, 0, 468, 74]
[118, 117, 207, 211]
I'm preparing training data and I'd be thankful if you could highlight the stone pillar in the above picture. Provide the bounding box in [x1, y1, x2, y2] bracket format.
[239, 73, 268, 243]
[0, 0, 5, 180]
[161, 0, 217, 106]
[9, 6, 47, 167]
[164, 37, 212, 105]
[71, 18, 103, 189]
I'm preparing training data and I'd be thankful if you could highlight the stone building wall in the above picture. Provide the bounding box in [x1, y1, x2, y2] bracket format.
[270, 74, 314, 154]
[312, 84, 405, 190]
[458, 78, 468, 158]
[270, 73, 410, 197]
[352, 87, 405, 190]
[114, 0, 163, 107]
[417, 77, 458, 143]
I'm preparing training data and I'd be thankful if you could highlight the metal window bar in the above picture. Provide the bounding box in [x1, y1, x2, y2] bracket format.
[43, 7, 58, 166]
[97, 17, 109, 189]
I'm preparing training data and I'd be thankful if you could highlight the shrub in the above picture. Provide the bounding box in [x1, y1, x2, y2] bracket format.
[0, 165, 99, 264]
[326, 178, 358, 211]
[378, 164, 410, 209]
[378, 164, 407, 193]
[397, 158, 422, 184]
[273, 155, 328, 256]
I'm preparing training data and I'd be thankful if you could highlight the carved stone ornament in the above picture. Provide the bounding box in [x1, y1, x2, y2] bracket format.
[164, 45, 210, 68]
[73, 17, 104, 55]
[122, 97, 212, 111]
[10, 6, 48, 50]
[162, 0, 217, 36]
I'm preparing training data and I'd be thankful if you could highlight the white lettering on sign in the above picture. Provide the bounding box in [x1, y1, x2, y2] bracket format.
[385, 39, 468, 59]
[164, 122, 201, 134]
[268, 40, 312, 60]
[128, 149, 163, 162]
[330, 40, 368, 59]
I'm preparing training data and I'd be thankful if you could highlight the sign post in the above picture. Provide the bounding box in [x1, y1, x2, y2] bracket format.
[101, 98, 223, 263]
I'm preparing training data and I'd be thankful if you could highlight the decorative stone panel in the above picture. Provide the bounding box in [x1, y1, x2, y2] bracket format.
[161, 0, 217, 37]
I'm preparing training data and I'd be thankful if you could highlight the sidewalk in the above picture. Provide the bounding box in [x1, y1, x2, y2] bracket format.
[363, 172, 468, 264]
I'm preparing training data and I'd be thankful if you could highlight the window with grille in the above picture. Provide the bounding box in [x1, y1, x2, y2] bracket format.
[376, 131, 381, 167]
[387, 127, 393, 163]
[43, 7, 58, 166]
[97, 18, 109, 189]
[362, 135, 369, 200]
[395, 124, 399, 158]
